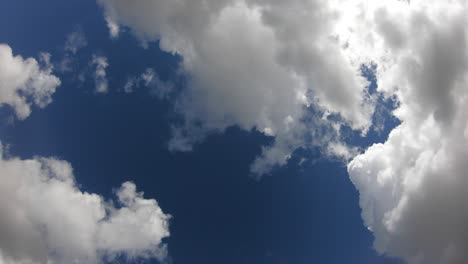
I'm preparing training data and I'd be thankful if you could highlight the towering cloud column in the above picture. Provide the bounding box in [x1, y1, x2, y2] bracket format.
[347, 1, 468, 263]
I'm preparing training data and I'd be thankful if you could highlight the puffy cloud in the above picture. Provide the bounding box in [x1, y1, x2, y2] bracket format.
[97, 0, 374, 175]
[91, 55, 109, 93]
[95, 1, 468, 262]
[0, 43, 169, 264]
[0, 44, 61, 119]
[0, 145, 170, 264]
[347, 0, 468, 263]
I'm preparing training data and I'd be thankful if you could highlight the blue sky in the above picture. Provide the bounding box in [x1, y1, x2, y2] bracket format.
[1, 1, 467, 264]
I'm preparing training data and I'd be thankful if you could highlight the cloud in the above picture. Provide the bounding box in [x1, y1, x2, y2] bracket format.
[91, 55, 109, 93]
[123, 77, 137, 93]
[97, 0, 468, 263]
[123, 68, 173, 98]
[97, 0, 374, 176]
[0, 44, 61, 119]
[65, 28, 88, 55]
[0, 145, 170, 264]
[58, 28, 89, 73]
[346, 1, 468, 263]
[0, 43, 170, 264]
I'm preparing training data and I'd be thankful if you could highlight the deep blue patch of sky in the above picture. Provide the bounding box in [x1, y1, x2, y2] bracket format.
[0, 0, 402, 263]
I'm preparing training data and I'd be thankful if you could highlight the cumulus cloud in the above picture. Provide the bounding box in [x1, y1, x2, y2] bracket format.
[97, 0, 374, 175]
[346, 1, 468, 263]
[91, 55, 109, 93]
[97, 0, 468, 263]
[0, 43, 170, 264]
[0, 44, 61, 119]
[0, 145, 170, 264]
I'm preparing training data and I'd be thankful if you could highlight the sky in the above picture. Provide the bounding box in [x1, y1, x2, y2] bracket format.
[1, 1, 468, 264]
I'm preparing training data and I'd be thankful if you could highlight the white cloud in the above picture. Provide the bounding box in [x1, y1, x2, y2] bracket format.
[0, 145, 170, 264]
[97, 0, 374, 176]
[0, 44, 170, 264]
[97, 0, 468, 263]
[346, 1, 468, 263]
[0, 44, 61, 119]
[91, 55, 109, 93]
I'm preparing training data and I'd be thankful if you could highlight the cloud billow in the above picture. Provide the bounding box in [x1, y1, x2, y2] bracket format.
[0, 44, 61, 120]
[346, 1, 468, 263]
[0, 146, 170, 264]
[0, 45, 171, 264]
[97, 0, 375, 176]
[97, 0, 468, 263]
